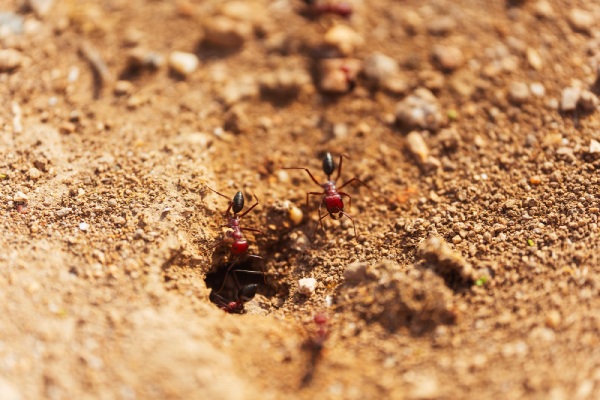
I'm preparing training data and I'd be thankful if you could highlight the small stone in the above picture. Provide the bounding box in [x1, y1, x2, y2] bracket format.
[127, 48, 164, 70]
[298, 278, 317, 296]
[578, 90, 599, 111]
[589, 139, 600, 154]
[168, 51, 199, 77]
[508, 81, 530, 105]
[560, 87, 581, 111]
[0, 49, 24, 72]
[344, 261, 368, 284]
[113, 216, 126, 225]
[526, 47, 543, 70]
[364, 52, 405, 92]
[432, 45, 464, 71]
[13, 191, 28, 203]
[534, 1, 554, 18]
[318, 58, 361, 93]
[452, 235, 462, 244]
[203, 16, 252, 48]
[28, 167, 42, 180]
[568, 8, 594, 34]
[545, 310, 561, 329]
[324, 24, 363, 56]
[114, 80, 133, 96]
[395, 88, 444, 131]
[79, 222, 90, 231]
[59, 122, 76, 134]
[406, 131, 429, 163]
[26, 0, 54, 17]
[0, 12, 24, 35]
[426, 16, 456, 35]
[259, 67, 311, 97]
[56, 207, 72, 217]
[288, 205, 303, 226]
[530, 82, 545, 97]
[530, 175, 541, 185]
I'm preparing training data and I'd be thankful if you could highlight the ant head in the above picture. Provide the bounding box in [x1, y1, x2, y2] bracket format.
[322, 152, 335, 178]
[239, 284, 258, 302]
[232, 191, 244, 214]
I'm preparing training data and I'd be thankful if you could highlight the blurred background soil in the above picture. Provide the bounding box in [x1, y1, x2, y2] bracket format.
[1, 0, 600, 399]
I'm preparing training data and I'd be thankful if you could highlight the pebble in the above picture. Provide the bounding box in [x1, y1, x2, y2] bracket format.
[298, 278, 317, 295]
[545, 310, 561, 329]
[534, 1, 554, 18]
[530, 82, 545, 97]
[0, 49, 24, 72]
[406, 131, 429, 163]
[589, 139, 600, 154]
[431, 45, 464, 71]
[568, 8, 594, 34]
[168, 51, 199, 77]
[526, 47, 543, 70]
[324, 24, 363, 56]
[203, 16, 252, 48]
[578, 90, 598, 111]
[259, 67, 311, 97]
[318, 58, 361, 93]
[363, 52, 405, 92]
[288, 205, 303, 226]
[13, 191, 28, 203]
[0, 12, 24, 35]
[395, 88, 444, 131]
[508, 81, 530, 104]
[560, 87, 581, 111]
[127, 48, 164, 70]
[28, 167, 42, 180]
[26, 0, 54, 17]
[114, 80, 133, 96]
[79, 222, 90, 231]
[426, 16, 456, 36]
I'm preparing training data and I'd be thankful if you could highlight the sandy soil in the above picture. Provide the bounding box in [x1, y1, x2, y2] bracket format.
[1, 0, 600, 399]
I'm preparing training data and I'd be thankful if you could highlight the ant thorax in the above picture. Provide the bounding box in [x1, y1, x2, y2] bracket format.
[322, 181, 337, 195]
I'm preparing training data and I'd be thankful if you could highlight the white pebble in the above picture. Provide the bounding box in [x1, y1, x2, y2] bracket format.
[560, 87, 581, 111]
[530, 82, 545, 97]
[298, 278, 317, 295]
[168, 51, 199, 77]
[589, 139, 600, 154]
[13, 191, 28, 202]
[79, 222, 90, 231]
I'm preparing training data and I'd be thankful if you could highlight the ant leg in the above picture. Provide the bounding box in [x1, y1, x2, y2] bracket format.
[338, 177, 371, 191]
[216, 256, 241, 294]
[307, 192, 324, 209]
[338, 191, 352, 210]
[241, 227, 266, 236]
[239, 194, 260, 217]
[210, 291, 230, 308]
[315, 198, 327, 235]
[206, 186, 234, 217]
[283, 167, 322, 188]
[340, 211, 357, 237]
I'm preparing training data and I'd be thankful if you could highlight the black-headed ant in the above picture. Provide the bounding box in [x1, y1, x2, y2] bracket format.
[284, 152, 368, 236]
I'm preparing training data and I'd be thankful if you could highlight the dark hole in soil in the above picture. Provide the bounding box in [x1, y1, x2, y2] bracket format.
[204, 254, 275, 312]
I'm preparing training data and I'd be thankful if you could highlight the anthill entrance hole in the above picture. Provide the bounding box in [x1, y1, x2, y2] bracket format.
[204, 254, 280, 312]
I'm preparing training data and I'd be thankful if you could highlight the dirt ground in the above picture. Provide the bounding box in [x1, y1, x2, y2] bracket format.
[1, 0, 600, 399]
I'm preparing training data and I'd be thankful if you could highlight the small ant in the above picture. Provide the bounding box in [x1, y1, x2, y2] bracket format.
[205, 186, 266, 293]
[210, 283, 258, 314]
[301, 312, 330, 386]
[284, 152, 368, 236]
[303, 0, 353, 18]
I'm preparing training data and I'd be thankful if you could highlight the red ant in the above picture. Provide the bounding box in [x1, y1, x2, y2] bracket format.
[210, 283, 258, 314]
[303, 0, 353, 18]
[284, 152, 368, 236]
[301, 312, 330, 386]
[205, 186, 266, 293]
